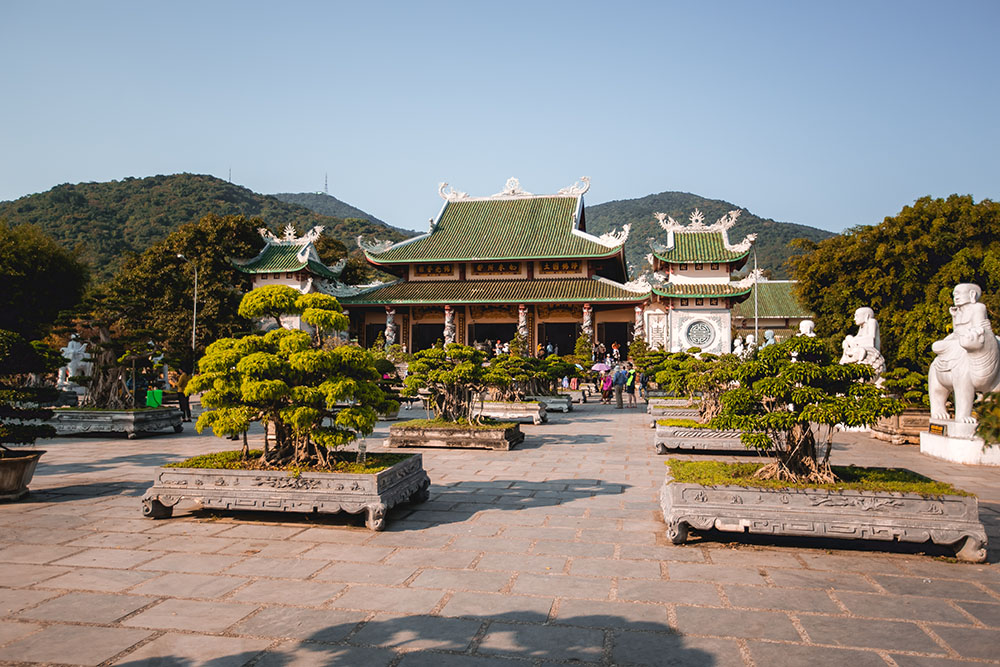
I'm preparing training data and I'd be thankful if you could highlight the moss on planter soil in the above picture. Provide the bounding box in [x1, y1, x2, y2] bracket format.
[166, 450, 410, 475]
[665, 459, 971, 497]
[656, 418, 710, 428]
[395, 418, 517, 430]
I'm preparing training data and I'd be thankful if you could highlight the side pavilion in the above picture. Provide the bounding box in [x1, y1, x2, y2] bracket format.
[340, 178, 650, 355]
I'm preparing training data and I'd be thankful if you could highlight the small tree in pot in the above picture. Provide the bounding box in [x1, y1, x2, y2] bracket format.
[401, 343, 487, 422]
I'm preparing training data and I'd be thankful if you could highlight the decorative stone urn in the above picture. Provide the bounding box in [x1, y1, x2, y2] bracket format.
[0, 450, 45, 501]
[388, 423, 524, 451]
[50, 407, 183, 438]
[660, 469, 988, 562]
[141, 453, 430, 531]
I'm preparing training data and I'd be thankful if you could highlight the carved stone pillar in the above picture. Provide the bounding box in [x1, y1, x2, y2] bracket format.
[444, 305, 456, 344]
[582, 303, 593, 337]
[634, 305, 644, 341]
[385, 307, 397, 348]
[517, 304, 528, 338]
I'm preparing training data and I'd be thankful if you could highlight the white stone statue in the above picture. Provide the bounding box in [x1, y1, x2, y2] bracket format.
[732, 336, 744, 357]
[444, 305, 456, 344]
[761, 330, 776, 347]
[384, 307, 397, 348]
[633, 305, 644, 340]
[797, 320, 816, 337]
[928, 283, 1000, 423]
[57, 335, 90, 392]
[840, 307, 886, 378]
[742, 334, 757, 359]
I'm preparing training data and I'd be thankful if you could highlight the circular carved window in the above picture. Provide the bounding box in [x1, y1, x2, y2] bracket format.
[686, 320, 714, 347]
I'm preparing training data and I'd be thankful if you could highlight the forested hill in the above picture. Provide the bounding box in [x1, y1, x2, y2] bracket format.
[272, 192, 411, 235]
[585, 192, 835, 279]
[0, 174, 413, 280]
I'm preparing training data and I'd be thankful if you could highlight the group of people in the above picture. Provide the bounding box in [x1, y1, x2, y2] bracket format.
[597, 362, 641, 409]
[535, 341, 560, 358]
[591, 340, 622, 365]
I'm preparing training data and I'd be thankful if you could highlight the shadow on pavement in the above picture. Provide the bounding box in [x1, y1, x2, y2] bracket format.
[113, 610, 720, 666]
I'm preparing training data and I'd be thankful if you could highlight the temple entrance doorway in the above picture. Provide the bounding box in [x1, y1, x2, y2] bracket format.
[537, 322, 578, 357]
[364, 323, 386, 348]
[468, 323, 517, 349]
[412, 323, 445, 352]
[598, 322, 631, 361]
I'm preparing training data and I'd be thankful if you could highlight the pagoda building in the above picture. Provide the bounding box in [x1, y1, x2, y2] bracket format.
[340, 178, 650, 354]
[232, 224, 362, 330]
[643, 209, 760, 355]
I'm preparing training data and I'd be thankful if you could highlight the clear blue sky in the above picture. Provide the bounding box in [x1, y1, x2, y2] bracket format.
[2, 0, 997, 234]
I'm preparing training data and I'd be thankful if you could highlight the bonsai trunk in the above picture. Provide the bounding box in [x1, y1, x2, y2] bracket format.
[753, 423, 836, 484]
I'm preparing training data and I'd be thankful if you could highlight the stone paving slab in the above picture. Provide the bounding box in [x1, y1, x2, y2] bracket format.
[0, 400, 998, 666]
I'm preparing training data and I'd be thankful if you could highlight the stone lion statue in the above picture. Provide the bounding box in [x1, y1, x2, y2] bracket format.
[928, 283, 1000, 423]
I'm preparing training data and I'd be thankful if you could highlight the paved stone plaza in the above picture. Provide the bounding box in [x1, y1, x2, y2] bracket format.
[1, 401, 998, 666]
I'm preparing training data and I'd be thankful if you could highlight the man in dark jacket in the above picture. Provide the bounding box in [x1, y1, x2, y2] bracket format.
[612, 365, 627, 409]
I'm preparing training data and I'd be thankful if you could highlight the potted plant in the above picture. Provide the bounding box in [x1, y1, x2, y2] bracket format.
[661, 336, 988, 562]
[871, 368, 931, 445]
[0, 330, 58, 500]
[142, 287, 426, 531]
[389, 343, 525, 449]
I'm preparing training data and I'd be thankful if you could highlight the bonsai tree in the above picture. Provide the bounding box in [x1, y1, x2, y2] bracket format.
[402, 343, 486, 422]
[711, 336, 903, 483]
[880, 368, 930, 408]
[0, 330, 59, 457]
[484, 353, 547, 401]
[188, 288, 394, 467]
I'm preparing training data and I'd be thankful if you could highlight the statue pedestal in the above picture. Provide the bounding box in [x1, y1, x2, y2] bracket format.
[919, 420, 1000, 466]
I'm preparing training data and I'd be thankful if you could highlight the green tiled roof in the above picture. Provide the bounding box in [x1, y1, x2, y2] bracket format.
[364, 196, 622, 263]
[340, 278, 649, 305]
[233, 245, 340, 280]
[731, 281, 813, 318]
[651, 282, 753, 298]
[651, 232, 750, 263]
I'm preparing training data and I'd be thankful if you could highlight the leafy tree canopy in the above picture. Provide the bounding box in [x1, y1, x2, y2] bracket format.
[790, 195, 1000, 372]
[402, 344, 487, 422]
[188, 291, 392, 468]
[0, 222, 89, 340]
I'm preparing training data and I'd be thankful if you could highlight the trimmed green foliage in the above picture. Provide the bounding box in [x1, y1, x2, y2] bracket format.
[402, 344, 486, 422]
[166, 449, 408, 474]
[666, 459, 970, 497]
[0, 329, 57, 453]
[656, 418, 711, 429]
[975, 392, 1000, 444]
[189, 289, 394, 469]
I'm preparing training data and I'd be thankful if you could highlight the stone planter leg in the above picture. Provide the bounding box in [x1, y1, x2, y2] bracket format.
[409, 478, 431, 504]
[955, 535, 987, 563]
[666, 521, 689, 545]
[366, 503, 388, 531]
[142, 498, 174, 519]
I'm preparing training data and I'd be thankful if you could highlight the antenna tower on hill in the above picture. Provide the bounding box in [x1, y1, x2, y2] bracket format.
[324, 173, 328, 195]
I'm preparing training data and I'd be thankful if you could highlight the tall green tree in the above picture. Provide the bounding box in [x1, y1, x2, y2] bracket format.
[0, 222, 89, 340]
[106, 213, 261, 372]
[790, 195, 1000, 371]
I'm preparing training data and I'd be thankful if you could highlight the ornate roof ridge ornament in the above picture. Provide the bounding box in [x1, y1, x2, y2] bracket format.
[654, 208, 745, 233]
[622, 273, 653, 293]
[357, 235, 395, 254]
[491, 177, 532, 198]
[597, 223, 630, 248]
[733, 268, 765, 290]
[557, 176, 590, 196]
[258, 225, 325, 246]
[723, 232, 757, 253]
[438, 182, 470, 202]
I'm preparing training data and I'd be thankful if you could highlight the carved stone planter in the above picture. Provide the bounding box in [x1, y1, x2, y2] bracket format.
[0, 450, 45, 501]
[654, 423, 748, 455]
[50, 408, 183, 438]
[472, 401, 547, 425]
[141, 453, 430, 531]
[660, 469, 988, 562]
[648, 401, 701, 418]
[527, 395, 572, 413]
[387, 423, 523, 451]
[871, 408, 930, 445]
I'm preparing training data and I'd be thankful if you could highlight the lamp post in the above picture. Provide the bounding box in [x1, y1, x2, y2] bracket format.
[177, 254, 198, 358]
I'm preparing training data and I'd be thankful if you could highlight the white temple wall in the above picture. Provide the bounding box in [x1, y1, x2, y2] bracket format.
[669, 307, 732, 356]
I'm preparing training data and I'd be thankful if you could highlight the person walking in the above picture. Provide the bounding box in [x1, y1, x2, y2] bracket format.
[600, 371, 613, 404]
[625, 363, 637, 408]
[173, 370, 192, 422]
[613, 364, 626, 409]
